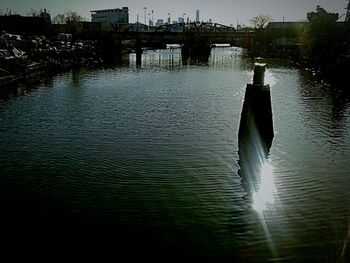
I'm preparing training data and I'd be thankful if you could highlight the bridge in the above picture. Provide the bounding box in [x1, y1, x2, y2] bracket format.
[93, 22, 255, 54]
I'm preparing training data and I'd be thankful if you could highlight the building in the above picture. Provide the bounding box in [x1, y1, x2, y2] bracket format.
[265, 21, 310, 30]
[265, 21, 310, 41]
[178, 17, 184, 24]
[196, 10, 200, 22]
[155, 19, 164, 27]
[129, 22, 148, 32]
[91, 7, 129, 25]
[264, 21, 310, 58]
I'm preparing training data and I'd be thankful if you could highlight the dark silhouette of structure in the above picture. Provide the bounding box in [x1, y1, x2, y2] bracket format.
[0, 15, 51, 34]
[238, 63, 274, 201]
[239, 63, 274, 152]
[307, 5, 339, 22]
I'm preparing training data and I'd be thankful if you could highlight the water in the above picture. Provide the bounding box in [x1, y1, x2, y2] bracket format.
[1, 47, 350, 261]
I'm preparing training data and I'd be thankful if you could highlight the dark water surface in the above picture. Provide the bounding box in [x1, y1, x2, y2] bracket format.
[1, 47, 350, 261]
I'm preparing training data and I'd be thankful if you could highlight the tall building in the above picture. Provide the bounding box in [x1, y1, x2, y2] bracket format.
[196, 9, 199, 22]
[91, 7, 129, 25]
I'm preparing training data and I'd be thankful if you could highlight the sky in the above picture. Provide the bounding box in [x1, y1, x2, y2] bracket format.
[0, 0, 348, 25]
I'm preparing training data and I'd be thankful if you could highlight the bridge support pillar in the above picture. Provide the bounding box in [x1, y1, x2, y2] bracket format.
[135, 38, 143, 67]
[181, 43, 212, 58]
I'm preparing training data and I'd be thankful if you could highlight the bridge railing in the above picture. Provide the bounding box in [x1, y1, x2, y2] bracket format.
[153, 22, 237, 33]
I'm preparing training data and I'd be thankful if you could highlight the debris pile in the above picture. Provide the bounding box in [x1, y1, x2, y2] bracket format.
[1, 31, 104, 87]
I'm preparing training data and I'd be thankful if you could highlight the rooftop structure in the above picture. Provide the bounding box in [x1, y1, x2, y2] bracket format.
[91, 7, 129, 25]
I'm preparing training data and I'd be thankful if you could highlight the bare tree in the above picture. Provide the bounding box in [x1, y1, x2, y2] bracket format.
[250, 14, 273, 29]
[52, 10, 84, 24]
[64, 11, 84, 37]
[52, 13, 66, 24]
[26, 8, 51, 23]
[64, 11, 84, 24]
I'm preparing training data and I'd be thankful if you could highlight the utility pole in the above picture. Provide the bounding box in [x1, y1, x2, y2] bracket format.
[143, 7, 147, 25]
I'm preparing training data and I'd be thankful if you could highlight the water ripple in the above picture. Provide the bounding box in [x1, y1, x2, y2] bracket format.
[0, 49, 350, 261]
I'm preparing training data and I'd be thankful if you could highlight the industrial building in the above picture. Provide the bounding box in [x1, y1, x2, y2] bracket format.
[91, 7, 129, 25]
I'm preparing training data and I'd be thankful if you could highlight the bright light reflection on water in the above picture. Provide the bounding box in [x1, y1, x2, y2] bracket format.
[252, 160, 276, 213]
[265, 69, 278, 87]
[252, 159, 279, 257]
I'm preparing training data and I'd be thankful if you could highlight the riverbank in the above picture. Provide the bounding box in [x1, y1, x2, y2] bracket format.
[0, 32, 125, 89]
[247, 45, 350, 91]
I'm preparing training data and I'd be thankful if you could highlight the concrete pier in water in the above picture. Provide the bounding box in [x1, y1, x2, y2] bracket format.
[238, 63, 274, 154]
[238, 63, 274, 200]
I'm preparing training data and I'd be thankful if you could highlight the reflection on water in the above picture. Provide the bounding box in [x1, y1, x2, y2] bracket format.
[182, 55, 210, 66]
[252, 160, 276, 213]
[251, 159, 279, 259]
[128, 46, 246, 70]
[0, 47, 350, 261]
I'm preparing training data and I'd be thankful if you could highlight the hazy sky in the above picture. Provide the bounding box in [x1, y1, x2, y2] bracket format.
[0, 0, 348, 25]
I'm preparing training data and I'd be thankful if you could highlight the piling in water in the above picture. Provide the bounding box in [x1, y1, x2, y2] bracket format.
[238, 63, 274, 201]
[253, 63, 266, 86]
[238, 63, 274, 157]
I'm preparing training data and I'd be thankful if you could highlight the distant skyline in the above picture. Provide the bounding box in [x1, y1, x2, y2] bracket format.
[0, 0, 348, 25]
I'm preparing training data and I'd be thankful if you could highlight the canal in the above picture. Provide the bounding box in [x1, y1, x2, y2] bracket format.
[1, 46, 350, 261]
